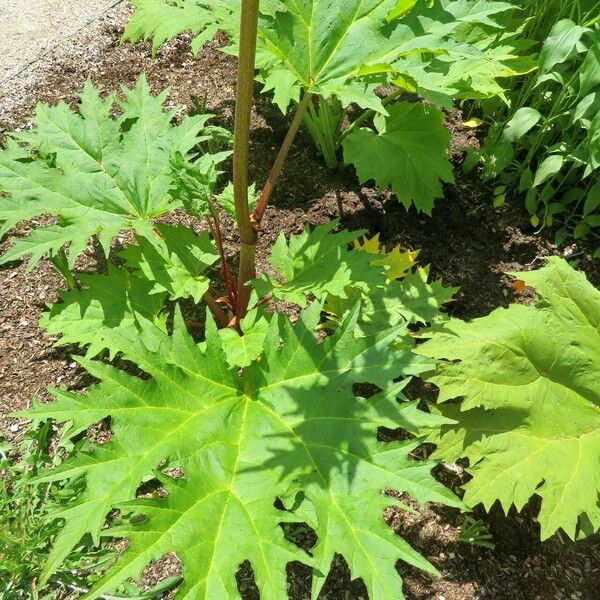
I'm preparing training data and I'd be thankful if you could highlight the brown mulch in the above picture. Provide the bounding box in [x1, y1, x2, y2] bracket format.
[1, 8, 599, 600]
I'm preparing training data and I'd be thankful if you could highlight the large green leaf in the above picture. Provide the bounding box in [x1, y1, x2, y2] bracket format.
[40, 266, 168, 359]
[343, 102, 454, 213]
[256, 0, 404, 111]
[0, 77, 225, 269]
[124, 0, 525, 112]
[252, 221, 387, 306]
[255, 0, 526, 111]
[24, 301, 460, 599]
[123, 0, 236, 56]
[417, 258, 600, 540]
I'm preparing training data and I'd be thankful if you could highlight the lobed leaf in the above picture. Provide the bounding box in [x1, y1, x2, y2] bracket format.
[24, 302, 461, 599]
[417, 258, 600, 540]
[326, 237, 457, 336]
[0, 77, 226, 270]
[343, 102, 454, 213]
[253, 221, 387, 307]
[354, 233, 421, 281]
[124, 1, 528, 113]
[120, 223, 220, 304]
[40, 266, 168, 359]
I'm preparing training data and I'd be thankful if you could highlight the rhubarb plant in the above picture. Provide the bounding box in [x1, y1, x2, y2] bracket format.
[0, 0, 466, 598]
[418, 258, 600, 541]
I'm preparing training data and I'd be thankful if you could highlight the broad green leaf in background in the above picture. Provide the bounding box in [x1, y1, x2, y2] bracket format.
[533, 155, 564, 187]
[343, 102, 454, 213]
[124, 0, 527, 113]
[417, 258, 600, 540]
[502, 107, 542, 142]
[256, 0, 400, 112]
[258, 0, 527, 111]
[40, 266, 168, 359]
[23, 302, 461, 599]
[390, 5, 536, 104]
[123, 0, 287, 56]
[0, 77, 225, 269]
[253, 221, 387, 306]
[538, 19, 588, 72]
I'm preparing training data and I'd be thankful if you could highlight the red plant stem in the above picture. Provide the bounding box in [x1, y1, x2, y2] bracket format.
[206, 211, 237, 308]
[202, 291, 230, 328]
[251, 91, 312, 228]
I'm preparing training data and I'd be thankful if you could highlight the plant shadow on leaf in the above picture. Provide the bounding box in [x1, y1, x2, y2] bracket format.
[24, 299, 459, 599]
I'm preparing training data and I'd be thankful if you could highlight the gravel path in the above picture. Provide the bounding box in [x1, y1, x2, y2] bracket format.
[0, 0, 125, 83]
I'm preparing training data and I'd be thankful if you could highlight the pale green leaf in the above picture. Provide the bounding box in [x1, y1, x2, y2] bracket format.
[417, 258, 600, 540]
[533, 155, 564, 187]
[502, 107, 541, 142]
[0, 77, 221, 269]
[261, 69, 302, 114]
[539, 19, 588, 72]
[40, 266, 168, 359]
[122, 0, 235, 56]
[124, 0, 530, 112]
[120, 224, 219, 304]
[326, 267, 457, 336]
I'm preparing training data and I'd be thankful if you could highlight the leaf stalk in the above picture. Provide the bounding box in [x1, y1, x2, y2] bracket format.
[252, 91, 312, 227]
[233, 0, 261, 320]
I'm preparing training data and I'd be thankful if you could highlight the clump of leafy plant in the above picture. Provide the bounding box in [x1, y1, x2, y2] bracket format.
[0, 425, 65, 599]
[471, 19, 600, 252]
[519, 0, 599, 41]
[0, 425, 180, 599]
[417, 258, 600, 541]
[124, 0, 535, 213]
[0, 1, 470, 598]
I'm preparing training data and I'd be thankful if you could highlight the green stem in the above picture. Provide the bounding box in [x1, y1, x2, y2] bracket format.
[233, 0, 261, 320]
[305, 100, 332, 167]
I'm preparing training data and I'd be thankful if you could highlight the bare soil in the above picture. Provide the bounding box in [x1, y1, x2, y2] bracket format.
[1, 8, 599, 600]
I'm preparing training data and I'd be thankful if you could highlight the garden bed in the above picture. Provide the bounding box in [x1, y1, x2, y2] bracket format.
[1, 7, 599, 600]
